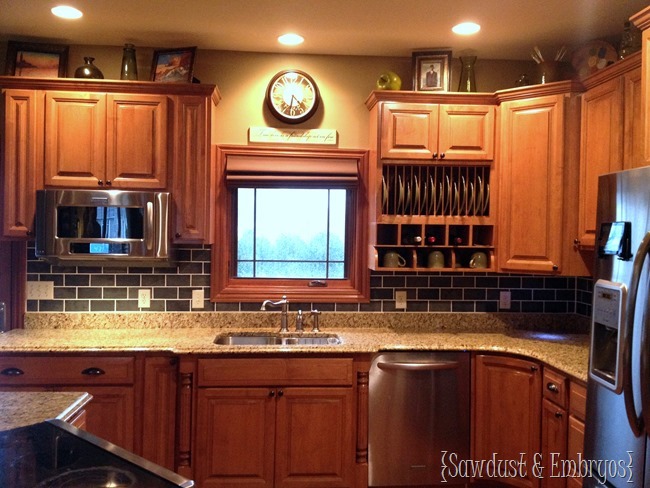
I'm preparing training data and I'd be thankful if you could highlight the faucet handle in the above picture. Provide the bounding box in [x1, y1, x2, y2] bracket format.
[310, 309, 321, 332]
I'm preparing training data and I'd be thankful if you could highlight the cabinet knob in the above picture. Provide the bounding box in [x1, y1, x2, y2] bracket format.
[175, 233, 182, 238]
[81, 367, 105, 376]
[530, 365, 538, 372]
[552, 264, 559, 271]
[439, 153, 445, 159]
[0, 367, 24, 376]
[432, 152, 438, 159]
[277, 389, 284, 397]
[105, 180, 112, 186]
[26, 230, 32, 236]
[547, 382, 559, 393]
[98, 180, 103, 186]
[269, 390, 276, 398]
[573, 239, 580, 245]
[554, 411, 563, 418]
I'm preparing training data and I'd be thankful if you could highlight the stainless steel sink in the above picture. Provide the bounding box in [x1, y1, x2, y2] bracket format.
[214, 332, 341, 346]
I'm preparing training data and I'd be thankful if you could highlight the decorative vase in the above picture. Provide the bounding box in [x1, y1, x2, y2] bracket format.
[120, 44, 138, 80]
[376, 71, 402, 90]
[74, 57, 104, 79]
[457, 56, 477, 92]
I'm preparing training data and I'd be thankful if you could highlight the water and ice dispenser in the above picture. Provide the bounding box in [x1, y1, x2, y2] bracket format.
[589, 279, 626, 393]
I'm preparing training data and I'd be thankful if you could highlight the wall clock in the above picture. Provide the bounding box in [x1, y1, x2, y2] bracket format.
[265, 69, 320, 124]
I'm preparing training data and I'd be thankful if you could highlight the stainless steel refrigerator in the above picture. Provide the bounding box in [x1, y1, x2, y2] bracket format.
[584, 166, 650, 487]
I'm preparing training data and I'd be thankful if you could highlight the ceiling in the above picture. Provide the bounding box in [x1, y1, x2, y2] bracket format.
[0, 0, 647, 60]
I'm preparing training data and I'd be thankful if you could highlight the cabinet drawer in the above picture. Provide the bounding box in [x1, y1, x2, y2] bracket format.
[197, 358, 354, 387]
[543, 368, 568, 409]
[569, 381, 587, 421]
[0, 356, 135, 385]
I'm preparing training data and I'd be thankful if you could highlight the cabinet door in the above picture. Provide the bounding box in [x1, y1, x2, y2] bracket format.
[141, 357, 177, 470]
[2, 89, 42, 238]
[106, 93, 168, 188]
[566, 416, 585, 487]
[172, 95, 211, 242]
[44, 91, 106, 187]
[275, 387, 354, 488]
[623, 67, 644, 169]
[473, 354, 542, 488]
[541, 399, 567, 488]
[58, 385, 135, 451]
[380, 103, 439, 159]
[498, 95, 565, 273]
[196, 388, 276, 488]
[578, 78, 624, 248]
[438, 104, 495, 160]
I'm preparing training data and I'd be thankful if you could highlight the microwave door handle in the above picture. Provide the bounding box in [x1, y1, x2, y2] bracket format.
[145, 201, 154, 251]
[622, 231, 650, 437]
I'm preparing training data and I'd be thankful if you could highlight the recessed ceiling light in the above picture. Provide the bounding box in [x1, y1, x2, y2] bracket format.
[452, 22, 481, 35]
[278, 33, 304, 46]
[51, 5, 83, 19]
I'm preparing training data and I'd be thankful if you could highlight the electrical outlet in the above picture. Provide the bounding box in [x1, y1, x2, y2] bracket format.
[395, 290, 407, 310]
[138, 289, 151, 308]
[192, 289, 204, 309]
[26, 281, 54, 300]
[500, 291, 511, 310]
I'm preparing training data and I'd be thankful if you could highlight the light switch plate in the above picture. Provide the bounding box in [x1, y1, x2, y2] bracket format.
[192, 289, 204, 309]
[395, 290, 407, 310]
[500, 291, 511, 310]
[26, 281, 54, 300]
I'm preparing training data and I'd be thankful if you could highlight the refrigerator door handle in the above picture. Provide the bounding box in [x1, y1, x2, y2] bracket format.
[622, 231, 650, 437]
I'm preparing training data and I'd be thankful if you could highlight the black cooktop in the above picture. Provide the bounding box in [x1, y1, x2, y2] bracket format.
[0, 419, 193, 487]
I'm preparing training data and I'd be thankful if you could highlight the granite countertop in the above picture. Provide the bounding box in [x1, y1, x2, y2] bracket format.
[0, 312, 591, 382]
[0, 391, 92, 431]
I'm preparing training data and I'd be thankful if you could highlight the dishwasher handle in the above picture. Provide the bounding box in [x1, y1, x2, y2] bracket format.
[376, 360, 459, 372]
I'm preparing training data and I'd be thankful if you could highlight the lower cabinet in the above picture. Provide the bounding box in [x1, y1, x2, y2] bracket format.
[473, 354, 542, 488]
[192, 357, 356, 488]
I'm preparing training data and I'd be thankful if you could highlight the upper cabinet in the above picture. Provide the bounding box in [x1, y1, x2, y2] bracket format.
[631, 6, 650, 166]
[0, 77, 220, 241]
[577, 52, 642, 249]
[496, 82, 590, 276]
[44, 91, 168, 188]
[379, 99, 495, 161]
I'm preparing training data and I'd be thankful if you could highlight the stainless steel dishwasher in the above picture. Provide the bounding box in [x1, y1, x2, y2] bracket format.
[368, 351, 470, 487]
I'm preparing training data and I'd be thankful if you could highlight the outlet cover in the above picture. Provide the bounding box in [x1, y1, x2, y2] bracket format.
[26, 281, 54, 300]
[395, 290, 407, 310]
[192, 289, 204, 309]
[138, 289, 151, 308]
[499, 291, 511, 310]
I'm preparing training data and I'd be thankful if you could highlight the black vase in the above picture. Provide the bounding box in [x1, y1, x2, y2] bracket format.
[74, 57, 104, 79]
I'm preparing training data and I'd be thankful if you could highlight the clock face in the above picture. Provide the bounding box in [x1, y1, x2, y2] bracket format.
[265, 70, 320, 124]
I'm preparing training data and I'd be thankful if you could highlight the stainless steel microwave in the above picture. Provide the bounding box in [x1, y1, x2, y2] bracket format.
[35, 189, 173, 266]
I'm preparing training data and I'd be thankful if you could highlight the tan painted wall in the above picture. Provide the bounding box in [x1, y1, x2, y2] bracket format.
[2, 43, 534, 148]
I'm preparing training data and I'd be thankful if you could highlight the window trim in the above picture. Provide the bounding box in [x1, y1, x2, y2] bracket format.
[211, 145, 370, 303]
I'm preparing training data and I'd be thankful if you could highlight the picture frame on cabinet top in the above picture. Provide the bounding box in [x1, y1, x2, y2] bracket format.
[150, 46, 196, 82]
[5, 40, 69, 78]
[412, 50, 451, 92]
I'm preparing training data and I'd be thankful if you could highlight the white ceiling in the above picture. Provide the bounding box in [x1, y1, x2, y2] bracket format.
[0, 0, 647, 60]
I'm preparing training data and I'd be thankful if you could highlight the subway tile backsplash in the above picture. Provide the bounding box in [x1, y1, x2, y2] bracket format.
[26, 244, 594, 316]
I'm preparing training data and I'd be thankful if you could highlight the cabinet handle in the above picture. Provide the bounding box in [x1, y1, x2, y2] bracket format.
[1, 367, 24, 376]
[105, 180, 112, 186]
[439, 153, 445, 159]
[277, 389, 284, 397]
[554, 411, 563, 418]
[81, 367, 105, 376]
[432, 152, 438, 159]
[269, 390, 276, 398]
[547, 382, 559, 393]
[97, 180, 103, 186]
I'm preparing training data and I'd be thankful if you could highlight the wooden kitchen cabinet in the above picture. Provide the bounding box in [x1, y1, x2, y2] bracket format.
[577, 53, 642, 249]
[193, 357, 355, 488]
[1, 89, 43, 237]
[496, 82, 589, 275]
[44, 91, 168, 188]
[0, 355, 137, 450]
[631, 6, 650, 166]
[380, 101, 495, 161]
[473, 353, 542, 488]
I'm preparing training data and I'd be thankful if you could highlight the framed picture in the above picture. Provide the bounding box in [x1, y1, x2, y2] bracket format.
[412, 50, 452, 92]
[150, 46, 196, 82]
[5, 40, 69, 77]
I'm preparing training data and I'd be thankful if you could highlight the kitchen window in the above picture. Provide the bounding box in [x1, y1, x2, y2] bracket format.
[211, 145, 370, 303]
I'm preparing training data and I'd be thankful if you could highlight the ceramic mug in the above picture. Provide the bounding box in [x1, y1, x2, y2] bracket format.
[427, 250, 445, 268]
[383, 251, 406, 268]
[469, 251, 488, 269]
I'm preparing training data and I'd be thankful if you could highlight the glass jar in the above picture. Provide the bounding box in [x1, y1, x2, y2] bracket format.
[120, 43, 138, 80]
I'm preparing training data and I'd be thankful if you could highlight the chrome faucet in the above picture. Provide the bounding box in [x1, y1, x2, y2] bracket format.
[261, 295, 289, 332]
